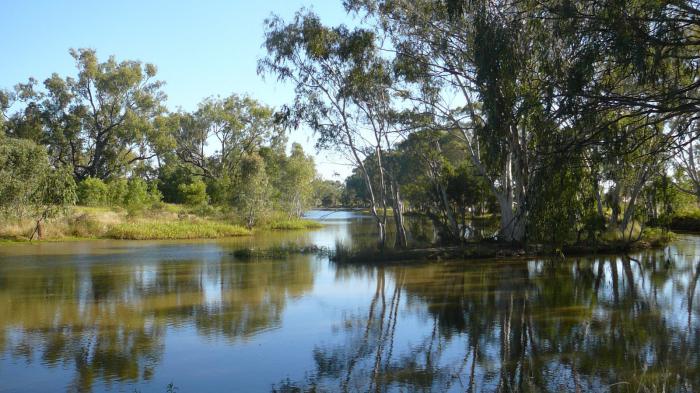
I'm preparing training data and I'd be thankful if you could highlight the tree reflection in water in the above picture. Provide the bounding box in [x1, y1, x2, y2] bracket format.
[1, 235, 700, 393]
[0, 253, 314, 392]
[274, 239, 700, 393]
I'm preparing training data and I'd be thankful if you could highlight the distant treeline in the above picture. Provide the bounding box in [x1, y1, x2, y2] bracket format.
[0, 49, 346, 232]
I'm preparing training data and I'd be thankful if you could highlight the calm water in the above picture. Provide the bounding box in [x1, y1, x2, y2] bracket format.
[0, 211, 699, 392]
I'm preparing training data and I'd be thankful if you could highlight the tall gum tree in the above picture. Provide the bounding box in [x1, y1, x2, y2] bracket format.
[171, 94, 283, 202]
[8, 49, 168, 180]
[259, 11, 409, 248]
[348, 0, 555, 242]
[348, 0, 698, 243]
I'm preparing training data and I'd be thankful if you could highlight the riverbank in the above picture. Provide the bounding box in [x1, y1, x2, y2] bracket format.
[671, 211, 700, 231]
[0, 205, 323, 242]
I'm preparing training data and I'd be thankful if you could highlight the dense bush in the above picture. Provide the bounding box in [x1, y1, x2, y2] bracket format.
[77, 178, 109, 206]
[158, 164, 194, 203]
[107, 179, 129, 206]
[124, 178, 162, 213]
[178, 179, 208, 206]
[0, 138, 76, 219]
[77, 177, 162, 212]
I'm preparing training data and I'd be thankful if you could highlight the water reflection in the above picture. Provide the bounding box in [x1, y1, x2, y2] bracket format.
[275, 237, 700, 392]
[0, 213, 699, 392]
[0, 254, 314, 392]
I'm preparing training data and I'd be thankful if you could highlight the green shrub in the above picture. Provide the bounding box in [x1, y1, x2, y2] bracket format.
[178, 179, 208, 206]
[119, 178, 162, 214]
[0, 139, 76, 225]
[77, 177, 108, 206]
[642, 227, 676, 247]
[148, 182, 163, 206]
[125, 178, 150, 207]
[157, 163, 193, 203]
[187, 203, 218, 217]
[670, 207, 700, 231]
[107, 178, 128, 206]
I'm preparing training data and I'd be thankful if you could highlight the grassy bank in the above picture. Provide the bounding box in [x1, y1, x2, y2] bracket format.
[0, 205, 322, 242]
[106, 221, 250, 240]
[265, 219, 324, 230]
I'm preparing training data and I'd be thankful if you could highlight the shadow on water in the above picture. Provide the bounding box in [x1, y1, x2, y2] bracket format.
[0, 211, 699, 392]
[272, 238, 700, 392]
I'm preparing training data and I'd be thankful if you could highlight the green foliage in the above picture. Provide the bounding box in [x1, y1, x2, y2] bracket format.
[343, 171, 369, 207]
[172, 94, 283, 187]
[670, 206, 700, 231]
[0, 138, 76, 218]
[6, 49, 169, 180]
[157, 163, 194, 203]
[641, 227, 676, 247]
[0, 138, 50, 215]
[77, 177, 161, 213]
[178, 179, 208, 206]
[278, 143, 315, 218]
[42, 166, 78, 210]
[124, 178, 150, 208]
[124, 178, 162, 213]
[313, 179, 344, 207]
[235, 153, 271, 228]
[107, 179, 129, 207]
[77, 177, 109, 206]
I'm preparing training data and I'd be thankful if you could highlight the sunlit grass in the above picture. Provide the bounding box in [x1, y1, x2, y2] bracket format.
[600, 222, 644, 243]
[265, 219, 323, 230]
[106, 221, 250, 240]
[0, 205, 324, 242]
[598, 222, 674, 248]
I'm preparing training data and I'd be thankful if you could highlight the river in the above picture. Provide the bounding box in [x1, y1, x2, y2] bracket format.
[0, 210, 698, 392]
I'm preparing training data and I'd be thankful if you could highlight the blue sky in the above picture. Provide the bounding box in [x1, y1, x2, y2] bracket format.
[0, 0, 353, 180]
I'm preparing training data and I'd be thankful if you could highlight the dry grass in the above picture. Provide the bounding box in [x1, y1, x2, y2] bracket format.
[0, 206, 251, 241]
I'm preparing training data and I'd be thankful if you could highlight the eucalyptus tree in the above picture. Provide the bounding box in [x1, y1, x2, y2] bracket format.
[395, 130, 464, 240]
[172, 94, 283, 202]
[346, 0, 576, 242]
[541, 0, 700, 231]
[671, 116, 700, 203]
[312, 179, 344, 207]
[260, 10, 409, 247]
[0, 138, 76, 239]
[0, 89, 10, 136]
[6, 49, 169, 180]
[545, 0, 700, 123]
[236, 153, 271, 228]
[347, 0, 698, 243]
[279, 143, 316, 218]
